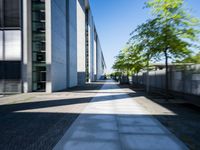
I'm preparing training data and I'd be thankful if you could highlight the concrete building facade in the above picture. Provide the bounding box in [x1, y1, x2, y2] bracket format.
[0, 0, 106, 93]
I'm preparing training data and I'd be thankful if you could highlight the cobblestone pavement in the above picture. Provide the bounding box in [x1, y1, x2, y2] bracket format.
[0, 82, 104, 150]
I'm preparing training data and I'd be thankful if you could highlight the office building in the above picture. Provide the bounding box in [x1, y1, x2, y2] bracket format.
[0, 0, 106, 93]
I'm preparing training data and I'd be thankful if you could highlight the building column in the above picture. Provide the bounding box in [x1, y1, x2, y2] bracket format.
[22, 0, 32, 93]
[45, 0, 52, 93]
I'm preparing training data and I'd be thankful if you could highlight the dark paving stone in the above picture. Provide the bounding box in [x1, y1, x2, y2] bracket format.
[0, 82, 104, 150]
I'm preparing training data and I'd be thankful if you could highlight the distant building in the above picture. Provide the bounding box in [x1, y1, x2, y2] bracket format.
[0, 0, 106, 93]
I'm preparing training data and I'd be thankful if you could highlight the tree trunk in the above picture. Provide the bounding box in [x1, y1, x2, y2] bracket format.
[164, 49, 169, 100]
[127, 69, 129, 84]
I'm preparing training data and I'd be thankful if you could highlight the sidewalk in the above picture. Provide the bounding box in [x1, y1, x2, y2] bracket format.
[0, 82, 104, 150]
[53, 80, 188, 150]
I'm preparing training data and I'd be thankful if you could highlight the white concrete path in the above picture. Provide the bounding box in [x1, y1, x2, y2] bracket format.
[53, 81, 188, 150]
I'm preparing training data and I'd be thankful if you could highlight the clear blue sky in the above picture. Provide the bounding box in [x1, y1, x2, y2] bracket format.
[89, 0, 200, 73]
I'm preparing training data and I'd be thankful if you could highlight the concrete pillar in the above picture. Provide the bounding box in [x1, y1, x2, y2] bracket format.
[67, 0, 78, 87]
[22, 0, 32, 93]
[93, 31, 97, 81]
[77, 0, 86, 85]
[88, 9, 95, 82]
[45, 0, 52, 93]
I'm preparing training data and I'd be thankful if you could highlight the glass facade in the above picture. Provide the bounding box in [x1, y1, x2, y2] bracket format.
[0, 0, 22, 93]
[0, 31, 2, 60]
[32, 0, 46, 92]
[0, 0, 3, 27]
[4, 0, 21, 27]
[4, 30, 21, 60]
[85, 9, 89, 82]
[0, 0, 21, 28]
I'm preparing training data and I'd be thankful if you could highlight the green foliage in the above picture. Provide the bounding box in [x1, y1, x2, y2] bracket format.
[146, 0, 184, 20]
[128, 45, 147, 73]
[113, 0, 200, 85]
[112, 45, 146, 75]
[131, 18, 161, 62]
[112, 49, 127, 72]
[176, 52, 200, 64]
[131, 0, 200, 63]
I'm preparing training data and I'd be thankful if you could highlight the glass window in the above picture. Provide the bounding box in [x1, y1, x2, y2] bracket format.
[32, 0, 46, 92]
[32, 11, 45, 22]
[32, 32, 45, 42]
[4, 0, 20, 27]
[0, 0, 3, 27]
[4, 61, 21, 79]
[32, 42, 45, 52]
[33, 51, 45, 63]
[0, 61, 3, 79]
[32, 22, 45, 32]
[0, 31, 3, 60]
[5, 30, 21, 60]
[32, 1, 45, 11]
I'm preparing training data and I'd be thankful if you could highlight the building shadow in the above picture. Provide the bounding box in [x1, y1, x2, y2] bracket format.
[0, 82, 200, 150]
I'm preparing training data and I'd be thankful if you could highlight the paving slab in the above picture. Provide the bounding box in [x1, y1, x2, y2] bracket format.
[53, 80, 188, 150]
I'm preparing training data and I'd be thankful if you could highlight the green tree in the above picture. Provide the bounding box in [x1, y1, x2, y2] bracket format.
[130, 18, 162, 92]
[127, 45, 146, 73]
[113, 48, 133, 76]
[112, 45, 145, 78]
[131, 0, 200, 97]
[112, 49, 127, 74]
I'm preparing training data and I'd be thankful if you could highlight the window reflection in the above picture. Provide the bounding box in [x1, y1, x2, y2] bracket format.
[0, 31, 3, 60]
[4, 0, 21, 27]
[0, 0, 3, 27]
[4, 30, 21, 60]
